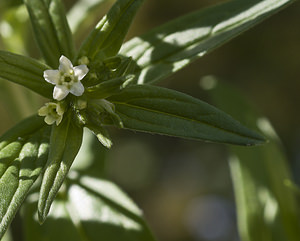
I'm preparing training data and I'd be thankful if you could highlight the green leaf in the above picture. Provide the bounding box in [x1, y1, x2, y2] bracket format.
[0, 115, 50, 239]
[38, 113, 83, 223]
[23, 174, 157, 241]
[86, 123, 113, 148]
[0, 0, 22, 10]
[230, 146, 300, 241]
[24, 0, 75, 67]
[72, 129, 108, 177]
[67, 0, 110, 33]
[108, 85, 265, 145]
[1, 228, 13, 241]
[86, 75, 135, 99]
[120, 0, 295, 84]
[0, 51, 52, 98]
[207, 79, 300, 241]
[78, 0, 145, 60]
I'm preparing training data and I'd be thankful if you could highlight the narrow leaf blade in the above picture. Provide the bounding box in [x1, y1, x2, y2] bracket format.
[108, 85, 265, 145]
[67, 0, 110, 33]
[78, 0, 145, 60]
[38, 114, 83, 223]
[121, 0, 295, 84]
[0, 51, 52, 98]
[24, 0, 75, 67]
[207, 79, 300, 241]
[24, 174, 157, 241]
[0, 115, 50, 239]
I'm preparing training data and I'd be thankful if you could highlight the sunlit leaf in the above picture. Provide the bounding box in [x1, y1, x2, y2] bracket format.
[121, 0, 295, 84]
[67, 0, 110, 33]
[38, 113, 83, 223]
[24, 174, 157, 241]
[108, 85, 265, 145]
[24, 0, 75, 67]
[0, 115, 50, 239]
[0, 51, 52, 98]
[78, 0, 145, 60]
[207, 78, 300, 241]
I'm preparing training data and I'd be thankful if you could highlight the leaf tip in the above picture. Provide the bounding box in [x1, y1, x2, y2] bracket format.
[37, 198, 51, 225]
[243, 133, 267, 146]
[37, 209, 48, 225]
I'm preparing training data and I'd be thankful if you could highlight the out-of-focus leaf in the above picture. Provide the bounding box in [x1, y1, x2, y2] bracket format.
[1, 228, 13, 241]
[0, 115, 50, 239]
[206, 78, 300, 241]
[121, 0, 295, 84]
[0, 51, 52, 98]
[0, 5, 29, 54]
[108, 85, 265, 145]
[72, 128, 108, 177]
[24, 0, 75, 67]
[23, 174, 157, 241]
[0, 0, 22, 11]
[78, 0, 145, 61]
[38, 114, 83, 223]
[67, 0, 110, 33]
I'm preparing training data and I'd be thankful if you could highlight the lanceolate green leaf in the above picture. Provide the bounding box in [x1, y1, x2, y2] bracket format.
[120, 0, 295, 84]
[208, 80, 300, 241]
[78, 0, 145, 60]
[24, 0, 75, 67]
[0, 51, 52, 98]
[0, 115, 50, 239]
[108, 85, 265, 145]
[38, 113, 83, 223]
[24, 174, 157, 241]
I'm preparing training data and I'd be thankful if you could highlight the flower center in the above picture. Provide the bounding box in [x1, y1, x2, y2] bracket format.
[64, 76, 73, 83]
[59, 72, 77, 88]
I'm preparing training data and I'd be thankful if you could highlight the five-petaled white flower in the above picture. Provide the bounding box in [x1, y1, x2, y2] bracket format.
[44, 55, 89, 101]
[38, 102, 65, 126]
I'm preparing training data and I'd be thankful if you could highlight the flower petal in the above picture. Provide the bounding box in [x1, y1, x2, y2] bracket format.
[43, 70, 60, 85]
[59, 55, 73, 73]
[74, 65, 89, 81]
[56, 103, 65, 115]
[38, 106, 49, 116]
[44, 115, 56, 125]
[70, 82, 84, 96]
[55, 115, 63, 126]
[53, 85, 69, 101]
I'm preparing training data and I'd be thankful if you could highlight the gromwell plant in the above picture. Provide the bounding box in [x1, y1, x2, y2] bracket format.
[0, 0, 297, 240]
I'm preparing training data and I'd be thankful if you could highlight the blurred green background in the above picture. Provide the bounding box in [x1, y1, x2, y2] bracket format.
[1, 0, 300, 241]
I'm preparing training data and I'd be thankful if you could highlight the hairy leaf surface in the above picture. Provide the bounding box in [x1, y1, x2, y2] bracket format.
[108, 85, 265, 145]
[121, 0, 295, 84]
[24, 0, 75, 67]
[78, 0, 145, 60]
[0, 51, 52, 98]
[0, 116, 50, 239]
[38, 113, 83, 223]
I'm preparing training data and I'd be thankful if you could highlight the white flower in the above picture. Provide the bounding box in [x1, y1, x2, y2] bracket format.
[38, 102, 65, 125]
[44, 55, 89, 101]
